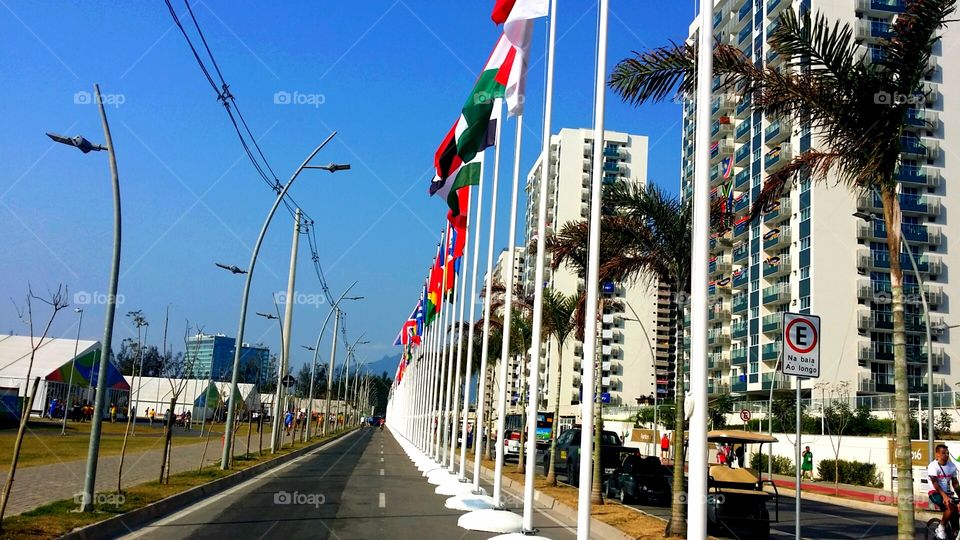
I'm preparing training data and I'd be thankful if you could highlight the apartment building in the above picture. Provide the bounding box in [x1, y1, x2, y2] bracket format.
[683, 0, 958, 398]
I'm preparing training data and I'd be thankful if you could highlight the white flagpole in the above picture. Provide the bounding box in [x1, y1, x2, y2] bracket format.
[577, 1, 609, 538]
[523, 0, 559, 533]
[440, 276, 458, 464]
[442, 229, 465, 468]
[688, 0, 715, 536]
[472, 100, 505, 492]
[435, 234, 453, 460]
[449, 156, 481, 472]
[459, 150, 490, 479]
[493, 115, 524, 509]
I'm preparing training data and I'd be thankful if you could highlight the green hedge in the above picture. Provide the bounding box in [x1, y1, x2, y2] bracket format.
[817, 459, 883, 488]
[750, 453, 796, 476]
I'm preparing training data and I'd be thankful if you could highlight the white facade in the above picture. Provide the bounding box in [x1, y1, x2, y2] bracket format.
[682, 0, 958, 398]
[499, 128, 672, 422]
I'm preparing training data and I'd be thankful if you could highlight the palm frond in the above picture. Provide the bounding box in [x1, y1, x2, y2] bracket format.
[771, 9, 861, 87]
[884, 0, 956, 95]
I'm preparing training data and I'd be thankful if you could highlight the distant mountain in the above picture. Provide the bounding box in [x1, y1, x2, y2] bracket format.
[365, 353, 401, 379]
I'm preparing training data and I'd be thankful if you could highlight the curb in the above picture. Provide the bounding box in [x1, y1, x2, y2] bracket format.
[473, 462, 632, 540]
[60, 429, 360, 540]
[769, 479, 933, 510]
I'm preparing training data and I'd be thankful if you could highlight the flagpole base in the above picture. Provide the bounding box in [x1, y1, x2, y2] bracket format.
[458, 508, 522, 533]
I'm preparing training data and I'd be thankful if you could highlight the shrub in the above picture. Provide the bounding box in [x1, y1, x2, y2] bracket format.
[750, 452, 796, 476]
[817, 459, 883, 488]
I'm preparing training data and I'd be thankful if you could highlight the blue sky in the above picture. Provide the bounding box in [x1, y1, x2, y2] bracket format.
[0, 1, 693, 376]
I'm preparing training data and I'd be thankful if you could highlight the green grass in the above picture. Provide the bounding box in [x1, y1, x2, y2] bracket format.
[0, 419, 239, 472]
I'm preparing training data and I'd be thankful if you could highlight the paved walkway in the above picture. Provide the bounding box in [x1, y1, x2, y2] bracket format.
[0, 424, 306, 516]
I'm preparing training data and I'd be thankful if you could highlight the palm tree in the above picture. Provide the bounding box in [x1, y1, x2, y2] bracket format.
[608, 4, 953, 536]
[542, 290, 578, 485]
[551, 181, 692, 531]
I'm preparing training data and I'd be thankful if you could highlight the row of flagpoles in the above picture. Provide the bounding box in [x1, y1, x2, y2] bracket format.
[385, 0, 715, 538]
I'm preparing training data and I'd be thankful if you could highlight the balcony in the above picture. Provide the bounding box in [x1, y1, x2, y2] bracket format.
[736, 94, 752, 118]
[764, 198, 791, 224]
[762, 342, 781, 361]
[762, 371, 790, 390]
[712, 95, 735, 118]
[764, 145, 792, 172]
[732, 348, 748, 365]
[763, 226, 790, 250]
[904, 108, 938, 132]
[712, 118, 734, 138]
[734, 167, 750, 190]
[732, 294, 748, 313]
[901, 136, 939, 160]
[765, 118, 792, 146]
[734, 193, 750, 214]
[855, 19, 894, 41]
[762, 313, 783, 334]
[733, 219, 749, 239]
[732, 269, 749, 290]
[763, 254, 791, 278]
[708, 329, 731, 347]
[738, 0, 753, 22]
[735, 142, 751, 165]
[733, 244, 749, 263]
[710, 256, 732, 275]
[896, 165, 940, 188]
[732, 320, 748, 340]
[709, 382, 732, 395]
[767, 0, 787, 18]
[708, 352, 731, 371]
[735, 119, 751, 142]
[603, 146, 622, 158]
[857, 192, 941, 217]
[762, 283, 790, 305]
[711, 139, 735, 164]
[856, 0, 906, 14]
[859, 374, 893, 394]
[767, 19, 783, 39]
[738, 23, 753, 44]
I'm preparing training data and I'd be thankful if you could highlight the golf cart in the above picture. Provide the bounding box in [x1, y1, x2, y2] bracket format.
[706, 430, 780, 540]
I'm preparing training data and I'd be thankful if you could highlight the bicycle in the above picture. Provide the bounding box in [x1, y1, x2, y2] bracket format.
[926, 496, 960, 540]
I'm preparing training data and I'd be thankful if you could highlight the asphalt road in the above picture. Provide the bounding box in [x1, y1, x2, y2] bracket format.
[123, 428, 577, 539]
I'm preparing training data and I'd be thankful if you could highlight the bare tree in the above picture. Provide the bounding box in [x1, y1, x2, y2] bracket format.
[156, 318, 197, 483]
[117, 310, 148, 494]
[822, 381, 853, 495]
[11, 284, 70, 410]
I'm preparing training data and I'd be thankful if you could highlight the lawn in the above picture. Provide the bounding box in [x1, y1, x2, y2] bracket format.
[0, 418, 270, 471]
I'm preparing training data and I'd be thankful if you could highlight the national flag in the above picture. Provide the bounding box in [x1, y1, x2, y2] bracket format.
[434, 161, 482, 218]
[710, 141, 719, 153]
[416, 283, 427, 336]
[432, 34, 514, 184]
[426, 239, 446, 324]
[394, 304, 419, 346]
[490, 0, 547, 116]
[721, 157, 733, 179]
[447, 187, 472, 259]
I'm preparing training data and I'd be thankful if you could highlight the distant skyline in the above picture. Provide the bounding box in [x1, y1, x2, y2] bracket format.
[0, 1, 691, 376]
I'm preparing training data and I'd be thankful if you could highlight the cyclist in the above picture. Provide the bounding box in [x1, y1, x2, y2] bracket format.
[929, 444, 960, 539]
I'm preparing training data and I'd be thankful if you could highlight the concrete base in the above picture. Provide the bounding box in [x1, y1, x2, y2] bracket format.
[435, 479, 479, 496]
[427, 469, 457, 485]
[489, 534, 552, 540]
[458, 508, 523, 533]
[445, 493, 496, 511]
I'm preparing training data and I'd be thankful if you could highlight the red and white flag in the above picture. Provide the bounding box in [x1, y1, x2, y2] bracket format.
[490, 0, 548, 116]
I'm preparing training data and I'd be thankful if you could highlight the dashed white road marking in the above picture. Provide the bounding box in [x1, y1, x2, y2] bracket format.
[380, 468, 384, 476]
[379, 492, 386, 508]
[380, 457, 384, 462]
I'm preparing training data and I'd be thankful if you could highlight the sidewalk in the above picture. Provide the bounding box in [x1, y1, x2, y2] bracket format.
[768, 473, 935, 511]
[0, 426, 296, 517]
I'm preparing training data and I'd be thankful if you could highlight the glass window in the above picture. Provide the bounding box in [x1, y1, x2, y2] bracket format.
[800, 237, 811, 250]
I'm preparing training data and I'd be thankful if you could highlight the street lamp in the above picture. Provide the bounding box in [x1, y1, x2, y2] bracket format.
[338, 336, 370, 431]
[49, 83, 122, 512]
[321, 295, 364, 437]
[221, 131, 348, 469]
[854, 209, 934, 459]
[622, 301, 662, 437]
[215, 262, 247, 274]
[61, 308, 84, 436]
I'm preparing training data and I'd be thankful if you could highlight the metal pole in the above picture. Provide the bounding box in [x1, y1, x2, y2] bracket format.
[901, 230, 933, 460]
[441, 250, 462, 467]
[449, 203, 472, 470]
[273, 209, 301, 452]
[493, 116, 523, 507]
[323, 309, 340, 437]
[577, 2, 608, 535]
[62, 308, 84, 435]
[687, 0, 716, 535]
[305, 282, 358, 440]
[795, 379, 801, 539]
[81, 83, 122, 512]
[472, 100, 504, 491]
[221, 132, 337, 469]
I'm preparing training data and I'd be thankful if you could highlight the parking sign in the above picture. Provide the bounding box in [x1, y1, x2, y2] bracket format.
[782, 312, 820, 378]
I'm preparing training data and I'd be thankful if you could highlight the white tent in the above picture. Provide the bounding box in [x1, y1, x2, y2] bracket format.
[127, 376, 259, 420]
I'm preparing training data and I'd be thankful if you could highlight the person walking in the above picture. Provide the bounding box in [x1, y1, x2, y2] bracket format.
[149, 408, 156, 426]
[802, 446, 814, 481]
[109, 403, 117, 423]
[660, 433, 670, 462]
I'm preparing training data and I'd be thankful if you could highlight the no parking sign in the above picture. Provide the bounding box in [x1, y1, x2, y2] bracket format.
[781, 312, 820, 378]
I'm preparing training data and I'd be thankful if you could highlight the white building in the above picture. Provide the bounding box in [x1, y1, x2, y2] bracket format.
[682, 0, 958, 399]
[491, 127, 675, 423]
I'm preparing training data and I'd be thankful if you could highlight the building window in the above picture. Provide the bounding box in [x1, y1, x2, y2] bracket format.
[800, 237, 811, 250]
[751, 306, 759, 318]
[800, 266, 810, 280]
[800, 296, 811, 310]
[801, 206, 811, 221]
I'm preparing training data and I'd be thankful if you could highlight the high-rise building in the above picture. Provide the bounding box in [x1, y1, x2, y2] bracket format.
[184, 333, 271, 382]
[507, 127, 675, 423]
[682, 0, 957, 398]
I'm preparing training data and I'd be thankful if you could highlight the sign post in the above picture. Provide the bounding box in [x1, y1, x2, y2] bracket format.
[739, 408, 751, 429]
[781, 312, 820, 540]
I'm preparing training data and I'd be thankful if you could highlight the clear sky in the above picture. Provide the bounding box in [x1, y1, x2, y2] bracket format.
[0, 1, 694, 376]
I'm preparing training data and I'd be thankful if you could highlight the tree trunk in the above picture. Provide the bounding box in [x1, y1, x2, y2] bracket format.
[0, 377, 40, 525]
[158, 396, 177, 483]
[546, 350, 563, 485]
[516, 355, 527, 474]
[592, 358, 604, 505]
[881, 189, 913, 540]
[667, 306, 687, 537]
[117, 398, 136, 493]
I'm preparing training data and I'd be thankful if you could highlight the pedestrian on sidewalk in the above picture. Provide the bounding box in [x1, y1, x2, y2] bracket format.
[802, 446, 814, 481]
[110, 403, 117, 423]
[660, 433, 670, 462]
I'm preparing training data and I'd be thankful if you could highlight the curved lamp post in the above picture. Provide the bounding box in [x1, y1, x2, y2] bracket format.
[48, 84, 121, 511]
[221, 132, 348, 469]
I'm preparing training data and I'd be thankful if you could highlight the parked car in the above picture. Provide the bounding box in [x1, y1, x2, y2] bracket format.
[503, 430, 521, 460]
[542, 426, 631, 486]
[604, 455, 672, 505]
